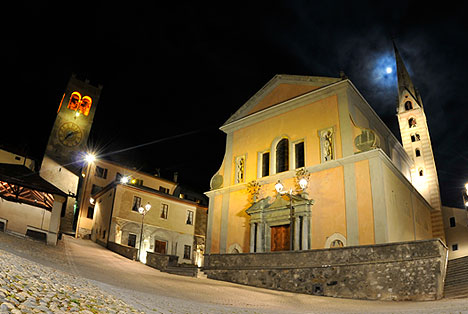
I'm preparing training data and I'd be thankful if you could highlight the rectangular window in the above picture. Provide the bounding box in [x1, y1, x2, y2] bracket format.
[128, 233, 137, 248]
[159, 186, 169, 194]
[132, 196, 141, 212]
[160, 203, 168, 219]
[449, 217, 456, 228]
[452, 243, 458, 251]
[186, 210, 194, 225]
[295, 141, 305, 168]
[262, 152, 270, 177]
[86, 206, 94, 219]
[95, 166, 108, 179]
[183, 245, 191, 259]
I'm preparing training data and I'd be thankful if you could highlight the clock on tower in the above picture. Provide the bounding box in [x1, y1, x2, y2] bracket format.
[40, 74, 102, 234]
[44, 74, 102, 170]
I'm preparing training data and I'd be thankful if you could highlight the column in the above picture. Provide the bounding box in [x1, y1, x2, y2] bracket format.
[250, 222, 256, 252]
[294, 216, 301, 250]
[302, 214, 310, 250]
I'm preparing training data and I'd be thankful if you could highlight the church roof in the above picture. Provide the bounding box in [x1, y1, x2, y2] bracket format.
[222, 74, 342, 128]
[393, 41, 419, 103]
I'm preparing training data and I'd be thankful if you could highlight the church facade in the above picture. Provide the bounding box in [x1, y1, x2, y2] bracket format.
[206, 47, 442, 255]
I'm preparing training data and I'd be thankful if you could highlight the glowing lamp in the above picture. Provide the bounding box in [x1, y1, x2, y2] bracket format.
[386, 67, 392, 74]
[84, 153, 96, 164]
[89, 197, 94, 205]
[275, 181, 284, 193]
[120, 176, 129, 184]
[299, 178, 308, 190]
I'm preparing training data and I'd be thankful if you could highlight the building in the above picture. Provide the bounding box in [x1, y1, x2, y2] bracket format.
[39, 75, 102, 235]
[205, 45, 443, 255]
[0, 146, 36, 171]
[442, 206, 468, 259]
[0, 162, 67, 245]
[77, 158, 208, 265]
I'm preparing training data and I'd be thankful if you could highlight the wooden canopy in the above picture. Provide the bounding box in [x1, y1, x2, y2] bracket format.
[0, 164, 67, 211]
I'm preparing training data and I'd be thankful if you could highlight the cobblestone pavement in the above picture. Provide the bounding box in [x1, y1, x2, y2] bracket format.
[1, 232, 468, 313]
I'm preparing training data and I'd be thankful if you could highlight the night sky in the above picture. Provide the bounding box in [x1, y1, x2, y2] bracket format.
[4, 1, 468, 207]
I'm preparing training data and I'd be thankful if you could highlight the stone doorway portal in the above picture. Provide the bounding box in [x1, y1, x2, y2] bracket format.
[271, 224, 290, 251]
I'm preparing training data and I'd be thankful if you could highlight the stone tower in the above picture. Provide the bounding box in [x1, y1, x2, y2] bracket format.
[393, 42, 445, 241]
[40, 74, 102, 234]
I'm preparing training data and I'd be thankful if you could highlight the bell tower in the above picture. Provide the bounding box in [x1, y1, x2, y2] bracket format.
[394, 42, 444, 241]
[40, 74, 102, 234]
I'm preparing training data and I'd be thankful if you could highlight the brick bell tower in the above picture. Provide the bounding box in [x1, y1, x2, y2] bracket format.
[40, 74, 102, 234]
[393, 42, 445, 242]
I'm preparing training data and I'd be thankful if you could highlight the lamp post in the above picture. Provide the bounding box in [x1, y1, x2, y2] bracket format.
[138, 202, 151, 262]
[75, 152, 96, 238]
[275, 178, 308, 251]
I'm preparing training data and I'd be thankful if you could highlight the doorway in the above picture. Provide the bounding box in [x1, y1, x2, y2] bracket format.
[154, 239, 167, 254]
[270, 224, 290, 251]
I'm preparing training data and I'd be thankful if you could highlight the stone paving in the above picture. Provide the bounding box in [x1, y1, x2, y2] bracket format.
[0, 242, 142, 313]
[1, 232, 468, 313]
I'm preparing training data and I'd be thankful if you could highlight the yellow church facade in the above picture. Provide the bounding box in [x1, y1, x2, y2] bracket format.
[206, 74, 435, 254]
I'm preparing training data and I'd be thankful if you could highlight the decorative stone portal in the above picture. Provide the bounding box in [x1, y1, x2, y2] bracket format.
[246, 191, 313, 253]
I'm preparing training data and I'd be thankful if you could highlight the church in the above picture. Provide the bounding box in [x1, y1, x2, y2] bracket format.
[205, 44, 444, 255]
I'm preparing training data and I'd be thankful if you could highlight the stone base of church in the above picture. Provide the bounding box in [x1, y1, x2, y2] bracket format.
[203, 239, 447, 301]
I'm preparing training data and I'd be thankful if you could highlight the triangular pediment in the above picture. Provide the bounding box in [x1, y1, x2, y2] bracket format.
[223, 74, 341, 127]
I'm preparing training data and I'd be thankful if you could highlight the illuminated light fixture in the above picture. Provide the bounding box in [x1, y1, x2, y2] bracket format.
[89, 197, 94, 204]
[465, 201, 468, 207]
[120, 176, 129, 184]
[84, 153, 96, 164]
[275, 180, 284, 193]
[131, 179, 137, 184]
[75, 112, 80, 117]
[81, 173, 86, 178]
[386, 67, 392, 74]
[299, 178, 308, 190]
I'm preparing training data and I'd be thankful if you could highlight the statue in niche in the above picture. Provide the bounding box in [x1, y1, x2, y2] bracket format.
[319, 128, 334, 162]
[235, 156, 245, 184]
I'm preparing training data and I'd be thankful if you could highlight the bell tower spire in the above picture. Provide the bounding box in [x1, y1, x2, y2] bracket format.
[393, 41, 444, 242]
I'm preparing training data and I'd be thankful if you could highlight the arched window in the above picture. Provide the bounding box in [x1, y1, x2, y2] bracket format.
[404, 101, 413, 110]
[276, 138, 289, 173]
[415, 148, 421, 157]
[419, 168, 424, 176]
[408, 118, 417, 128]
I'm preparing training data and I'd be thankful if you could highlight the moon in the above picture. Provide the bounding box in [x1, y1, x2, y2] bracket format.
[386, 67, 392, 74]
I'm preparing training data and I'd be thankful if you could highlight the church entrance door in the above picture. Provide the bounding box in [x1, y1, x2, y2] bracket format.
[271, 224, 290, 251]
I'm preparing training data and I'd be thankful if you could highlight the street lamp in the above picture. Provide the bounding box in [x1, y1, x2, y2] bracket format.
[138, 202, 151, 262]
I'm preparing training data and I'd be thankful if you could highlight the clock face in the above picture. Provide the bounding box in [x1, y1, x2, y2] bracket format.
[58, 122, 83, 147]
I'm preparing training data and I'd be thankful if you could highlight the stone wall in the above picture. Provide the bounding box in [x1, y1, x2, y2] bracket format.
[203, 239, 448, 301]
[107, 241, 138, 260]
[146, 251, 179, 271]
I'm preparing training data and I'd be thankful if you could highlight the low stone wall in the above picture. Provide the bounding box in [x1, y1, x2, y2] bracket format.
[146, 252, 179, 270]
[107, 241, 138, 260]
[203, 239, 448, 301]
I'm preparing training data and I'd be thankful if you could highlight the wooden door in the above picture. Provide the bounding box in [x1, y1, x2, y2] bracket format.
[154, 240, 167, 254]
[271, 224, 290, 251]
